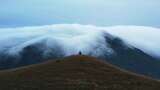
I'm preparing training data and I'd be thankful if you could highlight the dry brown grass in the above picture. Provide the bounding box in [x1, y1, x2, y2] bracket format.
[0, 55, 159, 90]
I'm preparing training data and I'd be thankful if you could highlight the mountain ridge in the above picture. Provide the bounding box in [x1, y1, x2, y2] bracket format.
[0, 55, 159, 90]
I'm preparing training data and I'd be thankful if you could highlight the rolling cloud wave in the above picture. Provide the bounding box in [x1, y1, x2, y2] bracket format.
[0, 24, 160, 59]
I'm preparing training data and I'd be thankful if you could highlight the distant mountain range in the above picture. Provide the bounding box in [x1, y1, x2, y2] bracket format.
[0, 24, 160, 79]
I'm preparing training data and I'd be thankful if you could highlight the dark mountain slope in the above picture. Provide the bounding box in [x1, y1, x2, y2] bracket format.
[101, 35, 160, 79]
[0, 55, 159, 90]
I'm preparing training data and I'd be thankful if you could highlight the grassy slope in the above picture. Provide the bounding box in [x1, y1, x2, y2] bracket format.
[0, 55, 159, 90]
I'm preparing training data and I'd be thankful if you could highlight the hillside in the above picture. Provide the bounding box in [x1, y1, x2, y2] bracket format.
[0, 55, 159, 90]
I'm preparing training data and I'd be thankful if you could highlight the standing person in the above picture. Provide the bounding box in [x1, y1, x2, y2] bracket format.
[79, 51, 82, 55]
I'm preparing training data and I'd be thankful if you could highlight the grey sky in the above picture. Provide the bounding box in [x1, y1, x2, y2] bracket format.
[0, 0, 160, 27]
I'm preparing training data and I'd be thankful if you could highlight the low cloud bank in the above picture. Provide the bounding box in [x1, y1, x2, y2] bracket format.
[0, 24, 160, 59]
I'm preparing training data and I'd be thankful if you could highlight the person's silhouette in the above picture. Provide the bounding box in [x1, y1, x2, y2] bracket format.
[79, 51, 82, 55]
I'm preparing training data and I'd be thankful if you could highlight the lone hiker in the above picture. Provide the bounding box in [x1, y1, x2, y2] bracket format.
[79, 51, 82, 55]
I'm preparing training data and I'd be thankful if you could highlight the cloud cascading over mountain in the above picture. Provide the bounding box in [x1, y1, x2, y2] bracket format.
[0, 24, 113, 57]
[0, 24, 160, 58]
[0, 24, 160, 78]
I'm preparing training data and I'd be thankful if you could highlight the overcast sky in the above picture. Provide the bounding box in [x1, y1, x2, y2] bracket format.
[0, 0, 160, 27]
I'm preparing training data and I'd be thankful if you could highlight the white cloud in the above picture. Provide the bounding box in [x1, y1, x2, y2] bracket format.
[0, 24, 160, 59]
[104, 26, 160, 58]
[0, 24, 113, 57]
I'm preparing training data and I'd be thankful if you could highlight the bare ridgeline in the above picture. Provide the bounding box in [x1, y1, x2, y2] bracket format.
[0, 55, 159, 90]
